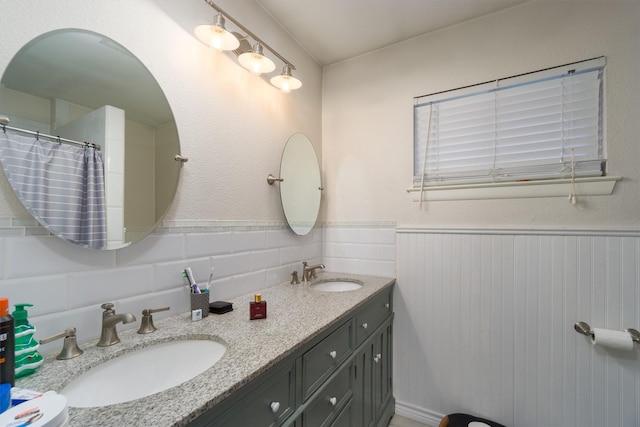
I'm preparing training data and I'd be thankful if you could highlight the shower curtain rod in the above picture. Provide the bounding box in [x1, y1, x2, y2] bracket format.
[0, 117, 101, 150]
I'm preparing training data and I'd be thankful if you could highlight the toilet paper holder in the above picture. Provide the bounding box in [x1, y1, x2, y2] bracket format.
[574, 321, 640, 344]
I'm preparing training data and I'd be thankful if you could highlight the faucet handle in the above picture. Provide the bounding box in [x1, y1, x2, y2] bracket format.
[145, 306, 170, 315]
[137, 306, 170, 334]
[101, 302, 115, 312]
[291, 271, 300, 284]
[40, 327, 84, 360]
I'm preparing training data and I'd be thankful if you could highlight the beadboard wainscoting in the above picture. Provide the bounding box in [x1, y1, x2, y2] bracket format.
[394, 228, 640, 427]
[0, 221, 322, 354]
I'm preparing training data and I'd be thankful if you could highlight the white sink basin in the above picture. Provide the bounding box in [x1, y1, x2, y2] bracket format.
[61, 339, 226, 407]
[310, 280, 363, 292]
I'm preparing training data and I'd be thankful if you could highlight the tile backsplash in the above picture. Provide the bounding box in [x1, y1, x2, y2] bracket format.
[0, 220, 323, 354]
[323, 222, 397, 278]
[0, 220, 397, 355]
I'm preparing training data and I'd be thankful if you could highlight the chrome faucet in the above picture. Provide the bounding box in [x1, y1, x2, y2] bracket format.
[302, 261, 325, 282]
[97, 303, 136, 347]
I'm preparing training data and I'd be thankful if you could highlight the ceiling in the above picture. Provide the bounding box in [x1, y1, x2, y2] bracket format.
[257, 0, 530, 66]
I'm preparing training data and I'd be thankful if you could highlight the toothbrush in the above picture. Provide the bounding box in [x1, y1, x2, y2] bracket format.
[182, 269, 192, 287]
[183, 269, 200, 293]
[186, 268, 201, 293]
[205, 267, 215, 293]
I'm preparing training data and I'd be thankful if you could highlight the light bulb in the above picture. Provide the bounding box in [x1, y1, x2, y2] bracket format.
[251, 58, 262, 75]
[211, 30, 224, 51]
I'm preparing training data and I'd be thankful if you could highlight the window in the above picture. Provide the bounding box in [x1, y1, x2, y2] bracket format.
[413, 57, 606, 191]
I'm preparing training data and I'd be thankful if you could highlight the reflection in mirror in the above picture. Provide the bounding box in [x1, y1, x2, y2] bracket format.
[279, 133, 321, 235]
[0, 29, 181, 249]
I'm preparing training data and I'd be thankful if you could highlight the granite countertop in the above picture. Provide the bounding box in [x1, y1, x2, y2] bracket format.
[16, 272, 395, 426]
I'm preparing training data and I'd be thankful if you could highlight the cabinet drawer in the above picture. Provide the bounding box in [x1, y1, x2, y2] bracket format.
[330, 399, 353, 427]
[211, 362, 295, 427]
[302, 320, 353, 401]
[302, 363, 353, 427]
[355, 288, 392, 345]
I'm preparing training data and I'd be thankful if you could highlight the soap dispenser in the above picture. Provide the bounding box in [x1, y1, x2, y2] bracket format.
[12, 304, 43, 379]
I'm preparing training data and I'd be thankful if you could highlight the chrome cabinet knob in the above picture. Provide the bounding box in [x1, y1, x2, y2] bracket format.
[374, 353, 381, 363]
[384, 303, 390, 309]
[329, 397, 337, 406]
[270, 401, 280, 413]
[329, 350, 337, 359]
[362, 322, 368, 329]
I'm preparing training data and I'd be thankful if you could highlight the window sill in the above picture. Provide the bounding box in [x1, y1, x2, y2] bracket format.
[407, 176, 621, 202]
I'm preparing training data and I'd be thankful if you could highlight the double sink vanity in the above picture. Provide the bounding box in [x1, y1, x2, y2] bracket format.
[2, 26, 393, 427]
[17, 272, 395, 427]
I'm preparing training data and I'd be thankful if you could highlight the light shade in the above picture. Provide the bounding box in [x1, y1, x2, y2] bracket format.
[238, 43, 276, 75]
[270, 64, 302, 93]
[195, 14, 240, 51]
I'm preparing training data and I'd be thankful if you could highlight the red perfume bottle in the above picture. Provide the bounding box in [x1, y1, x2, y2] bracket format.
[250, 294, 267, 320]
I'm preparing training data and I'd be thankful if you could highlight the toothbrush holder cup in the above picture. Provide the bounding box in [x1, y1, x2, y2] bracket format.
[190, 293, 210, 318]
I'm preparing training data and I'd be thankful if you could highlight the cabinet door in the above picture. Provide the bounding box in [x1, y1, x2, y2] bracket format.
[373, 320, 392, 420]
[353, 334, 375, 427]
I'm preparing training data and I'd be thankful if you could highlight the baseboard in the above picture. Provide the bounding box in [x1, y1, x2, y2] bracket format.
[395, 400, 444, 427]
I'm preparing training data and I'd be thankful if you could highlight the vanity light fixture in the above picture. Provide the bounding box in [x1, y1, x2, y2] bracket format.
[194, 13, 240, 51]
[271, 64, 302, 93]
[238, 42, 275, 75]
[197, 0, 302, 92]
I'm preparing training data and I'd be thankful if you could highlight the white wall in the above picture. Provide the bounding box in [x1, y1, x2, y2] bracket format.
[0, 0, 322, 222]
[322, 1, 640, 426]
[323, 1, 640, 229]
[0, 0, 323, 353]
[396, 229, 640, 427]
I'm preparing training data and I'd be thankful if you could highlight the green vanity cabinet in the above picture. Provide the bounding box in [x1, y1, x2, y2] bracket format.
[373, 319, 394, 424]
[191, 283, 394, 427]
[300, 361, 354, 426]
[302, 320, 354, 401]
[193, 360, 297, 427]
[353, 317, 394, 427]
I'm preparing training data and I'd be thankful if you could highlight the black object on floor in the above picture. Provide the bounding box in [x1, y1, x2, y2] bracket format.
[439, 413, 506, 427]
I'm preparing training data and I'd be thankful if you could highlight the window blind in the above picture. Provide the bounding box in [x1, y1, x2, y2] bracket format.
[413, 57, 606, 187]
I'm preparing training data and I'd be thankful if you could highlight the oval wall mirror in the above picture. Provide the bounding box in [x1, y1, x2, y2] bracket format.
[279, 133, 321, 236]
[0, 29, 181, 249]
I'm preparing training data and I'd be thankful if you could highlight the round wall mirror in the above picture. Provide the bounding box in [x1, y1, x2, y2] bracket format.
[0, 29, 181, 249]
[279, 133, 321, 235]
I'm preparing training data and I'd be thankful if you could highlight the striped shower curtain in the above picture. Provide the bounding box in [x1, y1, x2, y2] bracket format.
[0, 131, 107, 249]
